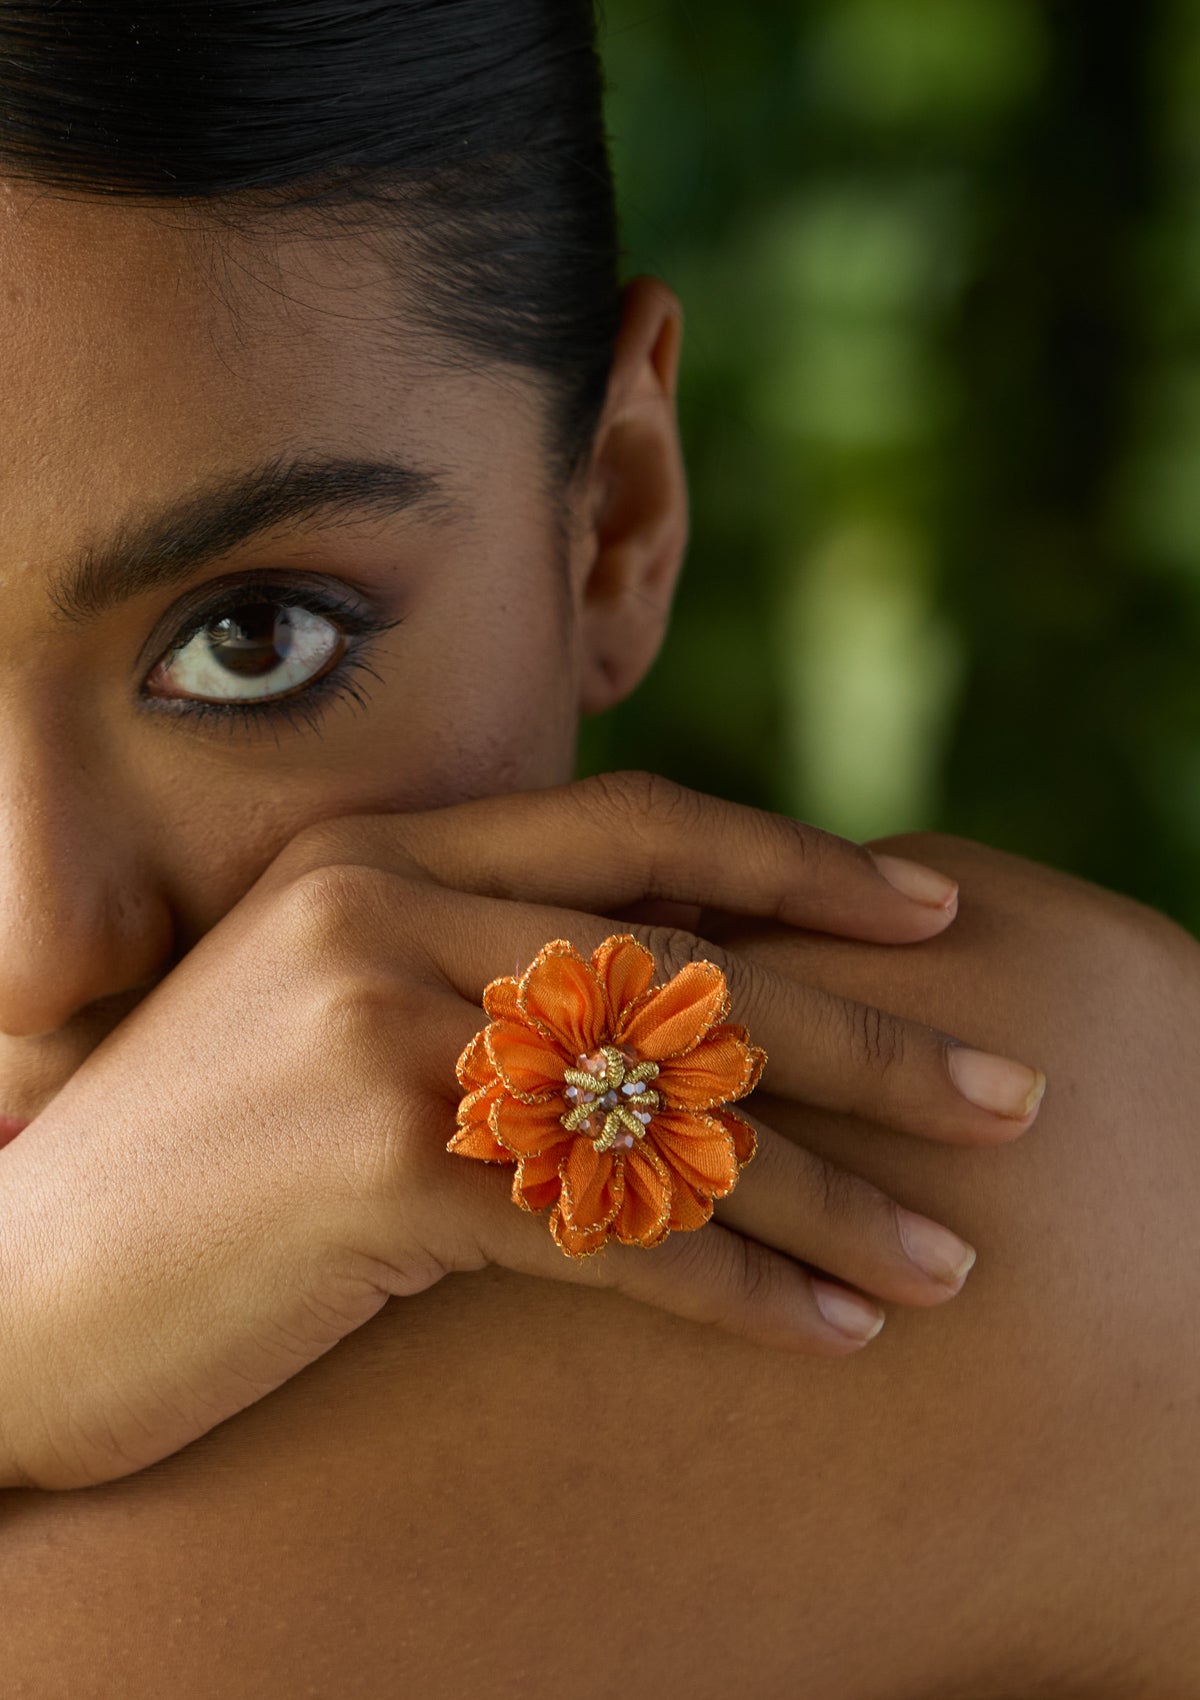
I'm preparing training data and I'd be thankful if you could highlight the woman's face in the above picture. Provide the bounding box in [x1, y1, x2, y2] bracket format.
[0, 185, 687, 1115]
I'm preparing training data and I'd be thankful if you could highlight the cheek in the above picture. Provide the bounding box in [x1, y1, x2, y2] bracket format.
[345, 569, 578, 811]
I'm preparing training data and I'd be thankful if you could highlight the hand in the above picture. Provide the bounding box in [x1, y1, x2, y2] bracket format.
[0, 772, 1044, 1491]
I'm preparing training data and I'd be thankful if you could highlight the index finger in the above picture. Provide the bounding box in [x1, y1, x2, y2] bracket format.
[266, 769, 960, 945]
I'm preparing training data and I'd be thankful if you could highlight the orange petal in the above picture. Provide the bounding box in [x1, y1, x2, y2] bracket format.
[549, 1207, 611, 1259]
[455, 1029, 496, 1093]
[485, 1021, 566, 1102]
[613, 960, 731, 1062]
[707, 1022, 767, 1095]
[490, 1094, 576, 1160]
[513, 1148, 565, 1212]
[613, 1142, 673, 1247]
[483, 975, 521, 1022]
[517, 939, 608, 1057]
[448, 1079, 511, 1163]
[668, 1171, 716, 1233]
[557, 1137, 623, 1233]
[650, 1108, 739, 1198]
[454, 1076, 506, 1127]
[709, 1106, 759, 1168]
[447, 1122, 513, 1164]
[591, 934, 657, 1030]
[657, 1026, 761, 1111]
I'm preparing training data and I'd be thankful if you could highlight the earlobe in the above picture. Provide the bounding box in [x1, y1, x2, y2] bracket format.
[574, 275, 690, 718]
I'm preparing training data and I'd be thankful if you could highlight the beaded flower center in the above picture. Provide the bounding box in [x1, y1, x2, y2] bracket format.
[560, 1043, 661, 1154]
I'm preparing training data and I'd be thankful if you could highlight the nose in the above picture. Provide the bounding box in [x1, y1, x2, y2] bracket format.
[0, 742, 174, 1038]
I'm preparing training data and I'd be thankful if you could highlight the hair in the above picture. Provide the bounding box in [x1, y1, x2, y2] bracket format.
[0, 1, 624, 489]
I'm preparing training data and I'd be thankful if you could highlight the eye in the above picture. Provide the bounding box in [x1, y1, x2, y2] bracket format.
[146, 600, 344, 705]
[139, 575, 405, 740]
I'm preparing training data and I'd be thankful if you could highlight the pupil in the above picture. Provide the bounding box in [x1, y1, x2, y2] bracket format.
[207, 605, 294, 678]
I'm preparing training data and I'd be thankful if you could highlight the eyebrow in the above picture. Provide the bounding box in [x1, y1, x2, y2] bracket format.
[47, 453, 457, 625]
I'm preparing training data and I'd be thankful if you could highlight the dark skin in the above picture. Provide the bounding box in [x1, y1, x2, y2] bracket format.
[3, 837, 1197, 1698]
[0, 187, 1196, 1695]
[0, 183, 1050, 1482]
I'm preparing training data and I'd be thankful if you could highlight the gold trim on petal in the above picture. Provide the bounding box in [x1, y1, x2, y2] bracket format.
[614, 1140, 674, 1247]
[549, 1205, 611, 1260]
[556, 1141, 625, 1236]
[483, 1021, 567, 1106]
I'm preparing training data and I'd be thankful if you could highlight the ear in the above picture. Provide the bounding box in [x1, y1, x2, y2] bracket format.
[570, 274, 690, 716]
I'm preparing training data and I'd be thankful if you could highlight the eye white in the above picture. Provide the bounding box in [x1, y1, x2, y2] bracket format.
[153, 606, 342, 703]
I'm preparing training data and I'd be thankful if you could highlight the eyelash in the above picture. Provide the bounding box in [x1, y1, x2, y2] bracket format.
[144, 574, 404, 742]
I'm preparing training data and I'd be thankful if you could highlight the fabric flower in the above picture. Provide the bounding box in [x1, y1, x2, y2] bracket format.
[447, 933, 766, 1258]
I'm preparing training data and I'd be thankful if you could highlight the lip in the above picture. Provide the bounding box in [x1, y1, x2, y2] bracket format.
[0, 1114, 31, 1149]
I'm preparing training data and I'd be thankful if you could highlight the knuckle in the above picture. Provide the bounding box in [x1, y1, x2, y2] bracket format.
[268, 869, 421, 1045]
[808, 1148, 860, 1227]
[730, 1233, 778, 1312]
[262, 817, 357, 887]
[638, 924, 692, 981]
[574, 769, 696, 832]
[846, 1000, 906, 1077]
[638, 770, 701, 828]
[639, 923, 738, 990]
[803, 1145, 895, 1249]
[776, 812, 862, 873]
[629, 1223, 779, 1326]
[571, 770, 714, 903]
[274, 862, 391, 959]
[572, 768, 656, 823]
[775, 812, 816, 877]
[310, 963, 439, 1087]
[711, 941, 760, 1022]
[713, 809, 814, 928]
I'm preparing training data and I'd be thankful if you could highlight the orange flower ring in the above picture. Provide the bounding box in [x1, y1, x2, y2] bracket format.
[448, 934, 767, 1259]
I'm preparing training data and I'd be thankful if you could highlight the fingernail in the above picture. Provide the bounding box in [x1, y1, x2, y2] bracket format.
[947, 1046, 1047, 1119]
[870, 852, 959, 912]
[812, 1279, 886, 1342]
[897, 1209, 977, 1287]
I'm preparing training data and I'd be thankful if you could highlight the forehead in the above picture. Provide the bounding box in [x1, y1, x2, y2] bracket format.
[0, 182, 545, 570]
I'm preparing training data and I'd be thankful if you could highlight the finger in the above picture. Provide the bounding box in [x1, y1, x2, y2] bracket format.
[496, 1208, 890, 1359]
[709, 1106, 977, 1304]
[384, 878, 1046, 1144]
[426, 1000, 977, 1310]
[269, 769, 960, 945]
[370, 1073, 889, 1359]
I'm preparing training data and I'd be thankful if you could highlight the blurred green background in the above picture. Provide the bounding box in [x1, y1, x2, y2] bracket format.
[576, 0, 1200, 938]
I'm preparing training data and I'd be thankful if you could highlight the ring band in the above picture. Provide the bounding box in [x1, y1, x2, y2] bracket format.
[448, 933, 766, 1259]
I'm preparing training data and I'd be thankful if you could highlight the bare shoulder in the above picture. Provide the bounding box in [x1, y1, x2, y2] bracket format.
[708, 828, 1200, 1695]
[871, 827, 1199, 961]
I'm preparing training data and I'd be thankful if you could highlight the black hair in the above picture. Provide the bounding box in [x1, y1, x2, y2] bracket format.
[0, 1, 624, 487]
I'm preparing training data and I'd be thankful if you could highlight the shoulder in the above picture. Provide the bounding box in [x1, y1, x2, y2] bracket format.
[711, 828, 1200, 1687]
[869, 828, 1198, 963]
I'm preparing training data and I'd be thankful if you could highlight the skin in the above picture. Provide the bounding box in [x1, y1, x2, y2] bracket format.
[0, 185, 1197, 1696]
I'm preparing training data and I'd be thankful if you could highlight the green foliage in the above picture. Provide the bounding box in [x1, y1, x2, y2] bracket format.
[577, 0, 1200, 936]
